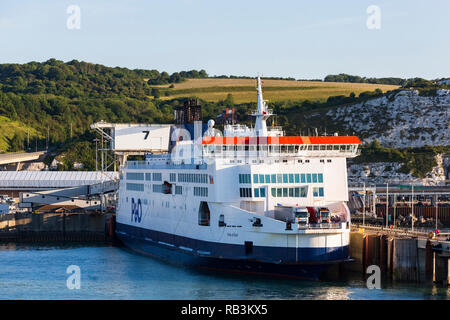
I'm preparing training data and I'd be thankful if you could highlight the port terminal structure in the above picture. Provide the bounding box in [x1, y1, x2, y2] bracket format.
[0, 171, 118, 211]
[348, 181, 450, 234]
[90, 121, 172, 169]
[0, 122, 171, 213]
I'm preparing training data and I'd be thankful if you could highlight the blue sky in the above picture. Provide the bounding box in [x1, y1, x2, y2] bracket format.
[0, 0, 448, 79]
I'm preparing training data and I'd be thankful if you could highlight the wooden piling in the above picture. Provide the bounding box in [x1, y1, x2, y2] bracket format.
[434, 254, 450, 286]
[392, 238, 420, 282]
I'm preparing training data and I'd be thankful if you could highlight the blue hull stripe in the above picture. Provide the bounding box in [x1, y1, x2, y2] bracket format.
[116, 223, 349, 279]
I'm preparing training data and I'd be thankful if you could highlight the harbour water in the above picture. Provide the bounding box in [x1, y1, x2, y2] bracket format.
[0, 243, 448, 300]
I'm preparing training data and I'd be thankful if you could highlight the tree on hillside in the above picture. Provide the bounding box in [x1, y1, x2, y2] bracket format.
[8, 133, 23, 152]
[151, 88, 160, 98]
[224, 93, 234, 106]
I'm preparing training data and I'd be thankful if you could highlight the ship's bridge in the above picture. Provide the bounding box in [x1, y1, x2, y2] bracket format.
[201, 135, 361, 158]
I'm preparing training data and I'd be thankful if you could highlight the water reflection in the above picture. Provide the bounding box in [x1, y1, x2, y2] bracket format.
[0, 244, 448, 300]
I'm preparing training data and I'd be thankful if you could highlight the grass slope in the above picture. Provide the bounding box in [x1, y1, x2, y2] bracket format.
[0, 116, 41, 152]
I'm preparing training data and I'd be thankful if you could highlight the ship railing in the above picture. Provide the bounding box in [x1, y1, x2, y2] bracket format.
[251, 109, 273, 115]
[297, 222, 344, 229]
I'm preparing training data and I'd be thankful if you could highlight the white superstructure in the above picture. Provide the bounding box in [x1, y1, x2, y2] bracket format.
[115, 77, 361, 279]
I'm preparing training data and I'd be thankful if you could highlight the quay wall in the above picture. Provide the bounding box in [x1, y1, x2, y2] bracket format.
[0, 212, 113, 243]
[346, 230, 449, 285]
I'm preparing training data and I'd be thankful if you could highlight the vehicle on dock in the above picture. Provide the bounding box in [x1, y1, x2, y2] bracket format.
[274, 206, 310, 226]
[115, 76, 361, 280]
[318, 208, 331, 223]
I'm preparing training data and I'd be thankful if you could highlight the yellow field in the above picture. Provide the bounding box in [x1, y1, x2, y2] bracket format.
[153, 78, 399, 103]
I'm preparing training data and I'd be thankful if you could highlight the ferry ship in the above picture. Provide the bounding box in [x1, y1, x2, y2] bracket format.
[115, 77, 361, 280]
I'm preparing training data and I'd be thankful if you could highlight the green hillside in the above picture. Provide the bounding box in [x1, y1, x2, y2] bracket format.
[0, 116, 40, 152]
[0, 59, 445, 175]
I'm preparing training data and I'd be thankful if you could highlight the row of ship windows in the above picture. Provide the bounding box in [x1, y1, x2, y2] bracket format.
[239, 187, 324, 198]
[126, 183, 207, 197]
[204, 144, 355, 152]
[126, 172, 208, 184]
[239, 173, 323, 184]
[126, 172, 162, 181]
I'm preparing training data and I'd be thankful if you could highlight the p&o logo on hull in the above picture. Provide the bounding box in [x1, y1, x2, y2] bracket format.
[131, 198, 142, 223]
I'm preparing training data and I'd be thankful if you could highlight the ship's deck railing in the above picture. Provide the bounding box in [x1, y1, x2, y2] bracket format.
[297, 222, 346, 229]
[202, 146, 359, 158]
[251, 109, 273, 115]
[126, 160, 207, 170]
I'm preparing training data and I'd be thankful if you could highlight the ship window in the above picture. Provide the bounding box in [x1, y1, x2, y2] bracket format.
[239, 188, 252, 198]
[253, 174, 258, 183]
[327, 145, 333, 150]
[333, 145, 339, 150]
[126, 172, 144, 180]
[289, 188, 294, 197]
[319, 187, 324, 197]
[301, 187, 307, 197]
[260, 187, 266, 197]
[170, 173, 176, 182]
[282, 188, 288, 197]
[198, 201, 210, 226]
[254, 188, 260, 197]
[313, 187, 318, 197]
[239, 174, 251, 184]
[277, 188, 282, 197]
[307, 174, 312, 183]
[277, 174, 282, 183]
[152, 184, 163, 193]
[327, 159, 332, 163]
[301, 174, 306, 183]
[175, 186, 182, 195]
[307, 146, 313, 150]
[318, 174, 323, 183]
[271, 174, 276, 183]
[312, 174, 318, 183]
[320, 159, 325, 163]
[194, 187, 208, 197]
[283, 174, 288, 183]
[289, 174, 294, 183]
[294, 174, 300, 183]
[320, 145, 326, 150]
[145, 173, 151, 181]
[265, 174, 270, 183]
[294, 187, 300, 197]
[259, 174, 264, 183]
[305, 160, 310, 163]
[126, 183, 144, 191]
[271, 188, 276, 197]
[152, 172, 162, 181]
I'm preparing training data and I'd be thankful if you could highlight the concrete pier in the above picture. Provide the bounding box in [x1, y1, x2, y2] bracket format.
[0, 212, 114, 243]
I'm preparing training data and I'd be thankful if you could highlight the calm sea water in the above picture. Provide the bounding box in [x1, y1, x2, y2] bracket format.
[0, 243, 448, 300]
